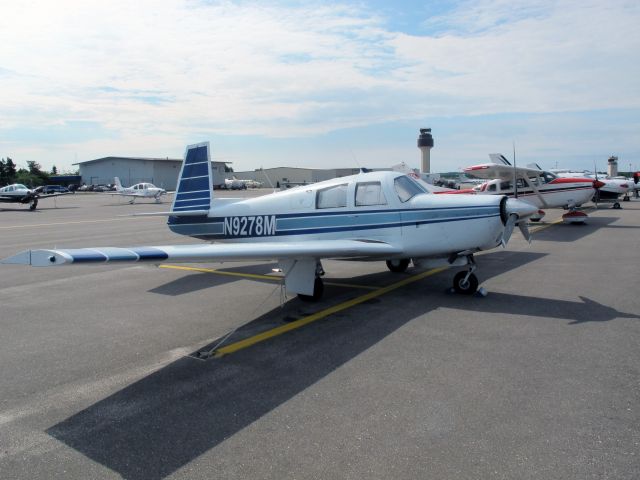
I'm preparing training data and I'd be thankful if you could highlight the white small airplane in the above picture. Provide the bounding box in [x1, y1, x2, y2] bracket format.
[452, 154, 604, 223]
[106, 177, 169, 203]
[2, 142, 538, 299]
[222, 177, 263, 189]
[551, 169, 631, 209]
[0, 183, 72, 210]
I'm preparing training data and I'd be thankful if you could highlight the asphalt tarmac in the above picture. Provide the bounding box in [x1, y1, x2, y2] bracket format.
[0, 192, 638, 479]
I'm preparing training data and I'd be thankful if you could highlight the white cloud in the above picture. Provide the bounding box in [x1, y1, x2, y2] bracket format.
[0, 0, 638, 168]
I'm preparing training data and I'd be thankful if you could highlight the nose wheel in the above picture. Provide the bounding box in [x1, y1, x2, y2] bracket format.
[452, 257, 479, 295]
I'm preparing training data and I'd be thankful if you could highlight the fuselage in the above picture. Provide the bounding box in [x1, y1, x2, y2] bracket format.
[0, 184, 35, 204]
[444, 175, 597, 209]
[120, 182, 166, 198]
[169, 171, 509, 259]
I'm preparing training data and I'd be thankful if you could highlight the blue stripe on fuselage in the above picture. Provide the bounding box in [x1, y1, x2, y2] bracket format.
[167, 206, 500, 238]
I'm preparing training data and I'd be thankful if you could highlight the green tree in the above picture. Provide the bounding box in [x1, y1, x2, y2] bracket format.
[27, 161, 49, 185]
[5, 157, 17, 184]
[51, 165, 58, 175]
[0, 159, 6, 185]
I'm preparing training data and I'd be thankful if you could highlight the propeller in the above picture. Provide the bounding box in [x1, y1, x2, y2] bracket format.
[500, 195, 535, 247]
[513, 142, 518, 199]
[593, 161, 600, 208]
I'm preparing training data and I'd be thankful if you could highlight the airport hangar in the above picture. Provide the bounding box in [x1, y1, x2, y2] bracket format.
[73, 156, 230, 190]
[231, 167, 362, 187]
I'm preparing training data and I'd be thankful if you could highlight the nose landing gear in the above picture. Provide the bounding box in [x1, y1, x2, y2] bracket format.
[452, 256, 479, 295]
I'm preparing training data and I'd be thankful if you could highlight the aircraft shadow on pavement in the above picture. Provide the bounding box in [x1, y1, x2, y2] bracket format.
[47, 250, 546, 480]
[532, 216, 617, 242]
[149, 263, 281, 295]
[437, 292, 638, 325]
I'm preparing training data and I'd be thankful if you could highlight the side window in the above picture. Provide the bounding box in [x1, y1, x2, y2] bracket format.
[488, 184, 497, 192]
[316, 184, 347, 209]
[355, 182, 387, 206]
[500, 181, 511, 191]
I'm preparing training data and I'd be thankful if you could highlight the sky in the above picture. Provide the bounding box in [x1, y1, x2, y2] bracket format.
[0, 0, 639, 174]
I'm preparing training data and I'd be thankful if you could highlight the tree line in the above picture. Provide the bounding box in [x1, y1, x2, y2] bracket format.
[1, 158, 65, 187]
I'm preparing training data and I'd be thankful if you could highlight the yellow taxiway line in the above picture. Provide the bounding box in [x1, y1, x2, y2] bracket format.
[212, 267, 447, 358]
[159, 264, 379, 290]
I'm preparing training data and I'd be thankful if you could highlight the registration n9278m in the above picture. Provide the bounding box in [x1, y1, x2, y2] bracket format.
[223, 215, 276, 237]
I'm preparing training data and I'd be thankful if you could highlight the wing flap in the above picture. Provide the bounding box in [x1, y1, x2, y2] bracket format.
[2, 240, 402, 267]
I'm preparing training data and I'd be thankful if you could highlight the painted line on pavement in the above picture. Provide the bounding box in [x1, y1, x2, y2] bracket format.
[212, 267, 447, 358]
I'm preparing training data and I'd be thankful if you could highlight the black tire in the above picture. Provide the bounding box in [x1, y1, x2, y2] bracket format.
[298, 277, 324, 302]
[29, 199, 38, 211]
[386, 259, 410, 273]
[453, 271, 478, 295]
[529, 218, 541, 223]
[613, 202, 621, 209]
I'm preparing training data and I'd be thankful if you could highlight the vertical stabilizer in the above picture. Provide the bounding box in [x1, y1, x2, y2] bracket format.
[114, 177, 124, 191]
[171, 142, 213, 212]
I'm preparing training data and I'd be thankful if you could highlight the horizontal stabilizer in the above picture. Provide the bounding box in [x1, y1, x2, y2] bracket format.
[127, 210, 210, 217]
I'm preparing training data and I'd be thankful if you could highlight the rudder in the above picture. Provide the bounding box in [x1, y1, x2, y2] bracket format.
[171, 142, 213, 212]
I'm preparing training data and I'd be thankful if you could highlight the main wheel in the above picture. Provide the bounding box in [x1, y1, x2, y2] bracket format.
[386, 259, 410, 273]
[453, 271, 478, 295]
[298, 277, 324, 302]
[613, 202, 621, 209]
[29, 199, 38, 210]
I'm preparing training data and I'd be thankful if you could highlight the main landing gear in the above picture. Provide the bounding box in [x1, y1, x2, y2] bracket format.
[386, 258, 410, 273]
[297, 262, 325, 302]
[297, 277, 324, 302]
[29, 198, 38, 211]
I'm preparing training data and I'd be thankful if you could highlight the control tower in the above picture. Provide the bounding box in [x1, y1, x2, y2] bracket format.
[607, 156, 618, 177]
[417, 128, 434, 173]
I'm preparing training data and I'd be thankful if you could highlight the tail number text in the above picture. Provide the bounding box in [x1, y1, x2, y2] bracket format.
[223, 215, 276, 237]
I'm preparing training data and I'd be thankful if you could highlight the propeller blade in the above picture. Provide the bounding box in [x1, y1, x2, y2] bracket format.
[518, 221, 532, 244]
[501, 213, 518, 247]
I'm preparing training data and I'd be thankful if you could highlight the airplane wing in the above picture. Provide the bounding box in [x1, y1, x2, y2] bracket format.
[37, 192, 75, 199]
[1, 239, 403, 267]
[464, 162, 543, 181]
[104, 192, 146, 197]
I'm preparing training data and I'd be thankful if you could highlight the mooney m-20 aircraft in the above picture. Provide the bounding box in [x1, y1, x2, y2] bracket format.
[106, 177, 169, 203]
[452, 154, 604, 223]
[0, 183, 71, 210]
[2, 142, 538, 298]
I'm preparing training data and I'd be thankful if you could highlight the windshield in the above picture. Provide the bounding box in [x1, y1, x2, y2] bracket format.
[394, 175, 428, 202]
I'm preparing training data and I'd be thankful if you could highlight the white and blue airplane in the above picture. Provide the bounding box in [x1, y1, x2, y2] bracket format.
[2, 142, 537, 299]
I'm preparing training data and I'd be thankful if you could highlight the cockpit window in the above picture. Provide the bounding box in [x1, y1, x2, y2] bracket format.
[316, 184, 348, 209]
[394, 175, 427, 202]
[355, 182, 387, 206]
[541, 172, 557, 184]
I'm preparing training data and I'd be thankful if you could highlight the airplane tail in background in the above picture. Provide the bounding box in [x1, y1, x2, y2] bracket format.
[114, 177, 124, 191]
[170, 142, 213, 213]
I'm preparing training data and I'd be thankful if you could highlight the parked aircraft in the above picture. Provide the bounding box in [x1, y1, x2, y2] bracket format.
[222, 177, 263, 189]
[454, 154, 604, 223]
[106, 177, 169, 203]
[2, 142, 538, 298]
[0, 183, 72, 210]
[551, 169, 631, 208]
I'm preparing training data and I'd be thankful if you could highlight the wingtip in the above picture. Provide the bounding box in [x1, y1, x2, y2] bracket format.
[1, 250, 32, 265]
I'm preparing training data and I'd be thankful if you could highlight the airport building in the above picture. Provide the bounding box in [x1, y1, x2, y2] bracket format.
[231, 167, 361, 188]
[74, 156, 229, 189]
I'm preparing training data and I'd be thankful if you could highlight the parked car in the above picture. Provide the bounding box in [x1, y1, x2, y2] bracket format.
[42, 185, 70, 194]
[67, 184, 79, 192]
